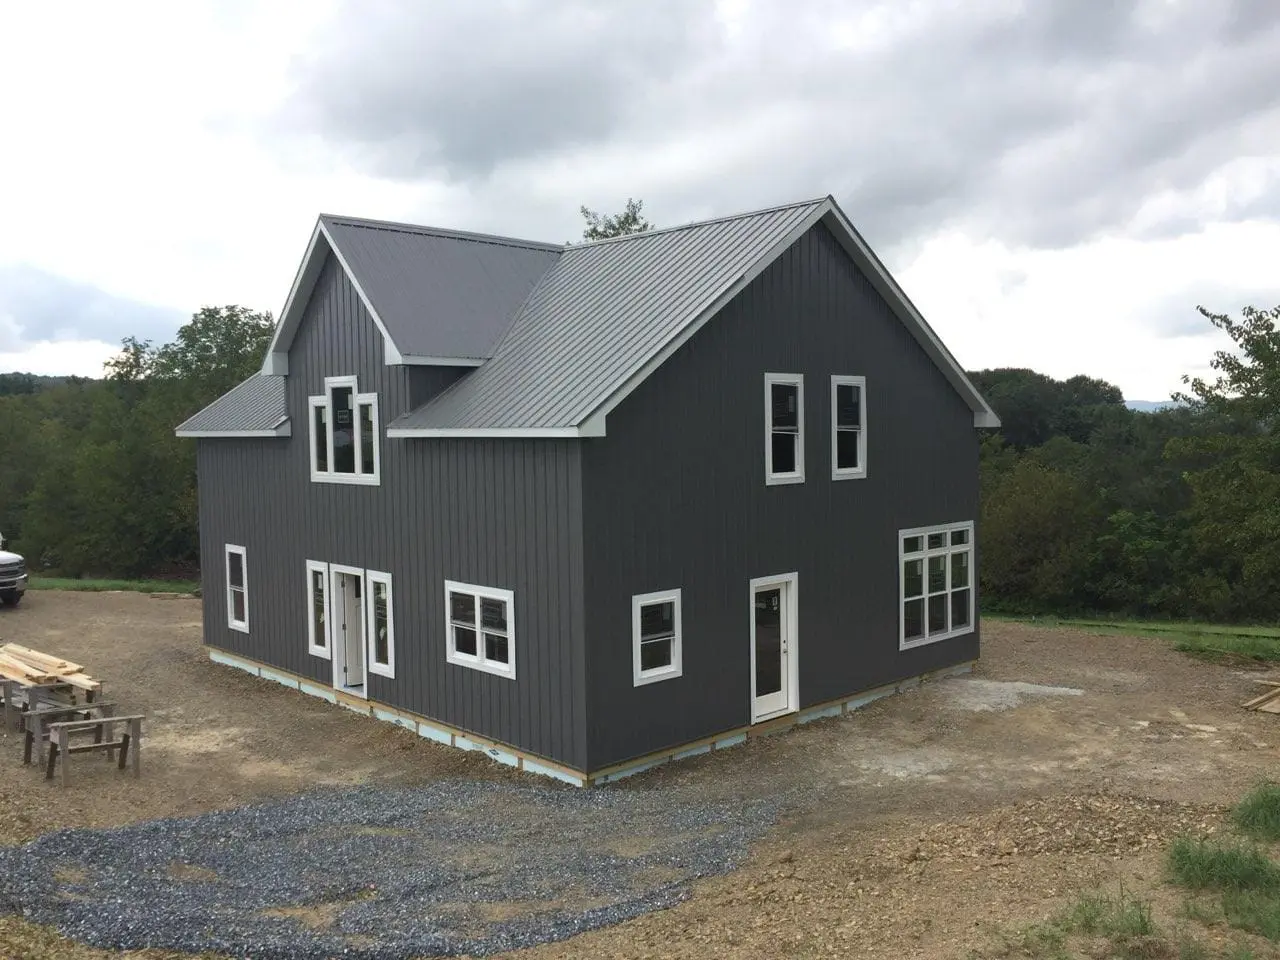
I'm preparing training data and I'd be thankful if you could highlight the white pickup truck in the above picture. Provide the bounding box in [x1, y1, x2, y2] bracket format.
[0, 532, 27, 607]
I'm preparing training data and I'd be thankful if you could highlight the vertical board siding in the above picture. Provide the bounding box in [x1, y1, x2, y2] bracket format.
[580, 223, 981, 769]
[196, 253, 586, 768]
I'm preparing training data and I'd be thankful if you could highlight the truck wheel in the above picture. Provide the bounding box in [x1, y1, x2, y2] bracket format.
[0, 591, 20, 607]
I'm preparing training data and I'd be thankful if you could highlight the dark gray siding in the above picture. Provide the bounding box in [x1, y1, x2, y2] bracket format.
[580, 223, 980, 769]
[197, 254, 587, 768]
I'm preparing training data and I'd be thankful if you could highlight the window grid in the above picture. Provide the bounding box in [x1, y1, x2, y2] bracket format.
[900, 522, 973, 650]
[444, 580, 516, 680]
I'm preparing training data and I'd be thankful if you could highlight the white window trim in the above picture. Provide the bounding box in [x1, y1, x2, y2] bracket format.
[366, 569, 395, 679]
[831, 374, 867, 480]
[764, 372, 805, 486]
[899, 520, 975, 650]
[309, 375, 381, 486]
[225, 543, 248, 634]
[306, 559, 331, 659]
[444, 580, 516, 680]
[632, 588, 683, 686]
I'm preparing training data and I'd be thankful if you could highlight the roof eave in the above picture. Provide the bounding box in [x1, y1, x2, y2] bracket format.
[175, 420, 292, 439]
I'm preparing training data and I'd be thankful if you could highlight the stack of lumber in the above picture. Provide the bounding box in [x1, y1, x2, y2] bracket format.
[1243, 677, 1280, 714]
[0, 643, 101, 693]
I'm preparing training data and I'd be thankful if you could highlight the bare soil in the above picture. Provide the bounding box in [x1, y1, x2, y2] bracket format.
[2, 592, 1279, 959]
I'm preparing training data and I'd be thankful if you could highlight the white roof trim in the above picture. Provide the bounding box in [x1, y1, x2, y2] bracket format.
[386, 425, 591, 439]
[176, 422, 292, 439]
[261, 219, 404, 375]
[399, 355, 485, 367]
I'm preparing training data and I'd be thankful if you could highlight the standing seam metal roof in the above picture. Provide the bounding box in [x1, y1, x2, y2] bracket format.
[175, 374, 288, 435]
[320, 216, 562, 361]
[387, 199, 826, 431]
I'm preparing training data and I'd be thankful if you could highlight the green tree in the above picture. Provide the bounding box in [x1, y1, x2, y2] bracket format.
[580, 198, 653, 241]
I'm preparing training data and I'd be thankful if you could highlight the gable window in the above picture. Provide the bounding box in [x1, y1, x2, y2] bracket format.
[306, 560, 330, 658]
[309, 375, 380, 485]
[445, 580, 515, 679]
[765, 373, 804, 485]
[831, 375, 867, 479]
[900, 522, 973, 649]
[632, 588, 682, 686]
[225, 544, 248, 633]
[366, 570, 394, 678]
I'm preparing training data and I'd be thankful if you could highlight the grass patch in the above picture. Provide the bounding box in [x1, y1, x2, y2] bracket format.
[1221, 891, 1280, 941]
[1172, 634, 1280, 665]
[1233, 784, 1280, 843]
[1003, 889, 1165, 959]
[28, 577, 198, 594]
[1067, 889, 1157, 938]
[990, 615, 1280, 664]
[1169, 838, 1280, 892]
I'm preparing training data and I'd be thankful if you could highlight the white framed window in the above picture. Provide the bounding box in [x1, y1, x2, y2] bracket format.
[445, 580, 515, 679]
[765, 372, 804, 485]
[366, 570, 395, 678]
[831, 375, 867, 479]
[900, 521, 974, 649]
[309, 375, 380, 485]
[306, 560, 330, 659]
[225, 544, 248, 633]
[632, 588, 683, 686]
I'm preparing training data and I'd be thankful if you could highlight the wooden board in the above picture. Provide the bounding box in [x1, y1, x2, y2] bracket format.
[0, 653, 53, 684]
[0, 643, 84, 675]
[1243, 687, 1280, 711]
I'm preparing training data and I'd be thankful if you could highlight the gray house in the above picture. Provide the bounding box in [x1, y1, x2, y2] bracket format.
[176, 196, 999, 786]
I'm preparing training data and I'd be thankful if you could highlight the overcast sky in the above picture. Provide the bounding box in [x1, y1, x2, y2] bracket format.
[2, 0, 1278, 399]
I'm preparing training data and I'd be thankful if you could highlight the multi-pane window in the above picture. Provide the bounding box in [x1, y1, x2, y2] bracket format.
[306, 559, 329, 658]
[632, 589, 682, 686]
[309, 375, 379, 485]
[445, 581, 515, 679]
[831, 375, 867, 479]
[765, 373, 804, 484]
[225, 544, 248, 633]
[900, 522, 973, 649]
[367, 570, 394, 678]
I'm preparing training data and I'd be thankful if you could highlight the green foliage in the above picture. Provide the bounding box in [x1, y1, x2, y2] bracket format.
[1174, 634, 1280, 664]
[1067, 888, 1157, 938]
[1168, 837, 1280, 892]
[1221, 891, 1280, 940]
[29, 577, 199, 593]
[1234, 784, 1280, 843]
[1, 306, 272, 579]
[580, 198, 653, 241]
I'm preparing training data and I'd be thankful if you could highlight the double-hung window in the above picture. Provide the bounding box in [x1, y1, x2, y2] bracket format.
[900, 522, 973, 649]
[445, 580, 515, 679]
[632, 589, 682, 686]
[225, 544, 248, 633]
[765, 373, 804, 485]
[831, 375, 867, 479]
[310, 375, 380, 485]
[366, 570, 394, 678]
[306, 560, 329, 658]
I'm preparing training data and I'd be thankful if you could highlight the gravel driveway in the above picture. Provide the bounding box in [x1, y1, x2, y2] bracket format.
[0, 780, 777, 959]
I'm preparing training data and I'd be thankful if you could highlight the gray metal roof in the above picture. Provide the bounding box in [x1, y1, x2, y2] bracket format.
[320, 215, 562, 362]
[175, 375, 289, 437]
[387, 199, 827, 433]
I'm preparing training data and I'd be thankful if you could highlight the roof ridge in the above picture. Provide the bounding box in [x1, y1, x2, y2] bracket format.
[571, 195, 832, 249]
[319, 213, 563, 253]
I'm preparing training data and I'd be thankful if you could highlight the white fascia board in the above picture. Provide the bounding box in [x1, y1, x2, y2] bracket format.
[399, 355, 486, 367]
[175, 423, 292, 439]
[819, 203, 1001, 428]
[386, 425, 586, 439]
[574, 203, 830, 436]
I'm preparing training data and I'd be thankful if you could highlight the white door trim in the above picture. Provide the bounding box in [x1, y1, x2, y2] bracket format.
[329, 563, 368, 698]
[749, 572, 799, 723]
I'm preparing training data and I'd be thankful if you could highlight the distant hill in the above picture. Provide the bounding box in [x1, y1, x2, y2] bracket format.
[1124, 400, 1178, 412]
[0, 373, 88, 396]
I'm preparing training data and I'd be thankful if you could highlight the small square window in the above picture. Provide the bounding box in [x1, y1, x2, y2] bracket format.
[445, 581, 515, 679]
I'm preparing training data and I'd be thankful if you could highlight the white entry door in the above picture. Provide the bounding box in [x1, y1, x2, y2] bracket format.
[750, 573, 798, 723]
[330, 564, 367, 697]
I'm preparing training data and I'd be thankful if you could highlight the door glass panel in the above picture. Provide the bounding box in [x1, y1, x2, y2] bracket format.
[331, 386, 355, 473]
[359, 402, 375, 475]
[311, 570, 326, 648]
[928, 555, 947, 593]
[928, 593, 948, 634]
[951, 589, 971, 629]
[754, 587, 783, 697]
[903, 598, 924, 640]
[951, 551, 970, 589]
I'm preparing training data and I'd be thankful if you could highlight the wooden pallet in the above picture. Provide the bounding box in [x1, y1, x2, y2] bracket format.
[1243, 678, 1280, 714]
[0, 643, 101, 693]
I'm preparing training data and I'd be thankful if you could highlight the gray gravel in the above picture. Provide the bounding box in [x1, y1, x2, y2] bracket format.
[0, 780, 779, 958]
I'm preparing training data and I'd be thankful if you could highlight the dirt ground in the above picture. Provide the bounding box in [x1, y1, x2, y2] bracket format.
[1, 591, 1278, 959]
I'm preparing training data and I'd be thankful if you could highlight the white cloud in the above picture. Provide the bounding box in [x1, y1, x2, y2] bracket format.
[0, 339, 119, 378]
